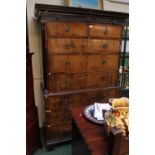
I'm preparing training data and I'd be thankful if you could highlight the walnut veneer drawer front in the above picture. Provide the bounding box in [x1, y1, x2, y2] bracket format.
[45, 110, 71, 125]
[47, 71, 118, 92]
[85, 88, 120, 104]
[46, 22, 87, 37]
[46, 123, 71, 141]
[86, 71, 118, 89]
[87, 54, 119, 71]
[48, 55, 87, 73]
[44, 96, 70, 111]
[47, 73, 87, 92]
[88, 39, 121, 53]
[44, 95, 87, 111]
[48, 39, 88, 54]
[89, 24, 122, 38]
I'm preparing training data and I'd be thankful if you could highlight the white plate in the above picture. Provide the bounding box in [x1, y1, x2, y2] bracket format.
[83, 104, 109, 125]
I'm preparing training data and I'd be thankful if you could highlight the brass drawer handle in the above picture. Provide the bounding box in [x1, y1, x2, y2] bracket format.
[46, 124, 51, 128]
[101, 60, 107, 64]
[101, 76, 106, 81]
[48, 73, 52, 76]
[45, 110, 51, 113]
[65, 80, 72, 85]
[63, 98, 69, 102]
[103, 27, 108, 35]
[66, 27, 72, 33]
[102, 43, 108, 49]
[64, 61, 71, 66]
[65, 44, 74, 49]
[81, 45, 85, 48]
[63, 98, 69, 105]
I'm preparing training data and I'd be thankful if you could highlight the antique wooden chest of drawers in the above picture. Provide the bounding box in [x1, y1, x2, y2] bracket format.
[35, 4, 128, 148]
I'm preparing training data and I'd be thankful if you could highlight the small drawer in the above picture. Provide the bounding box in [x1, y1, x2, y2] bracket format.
[69, 93, 88, 107]
[48, 38, 88, 54]
[46, 123, 71, 140]
[88, 39, 121, 53]
[44, 96, 70, 111]
[86, 91, 108, 104]
[48, 54, 87, 73]
[47, 73, 87, 92]
[45, 110, 71, 125]
[85, 88, 120, 104]
[86, 71, 119, 89]
[46, 22, 87, 37]
[87, 54, 120, 72]
[89, 24, 123, 39]
[107, 88, 121, 99]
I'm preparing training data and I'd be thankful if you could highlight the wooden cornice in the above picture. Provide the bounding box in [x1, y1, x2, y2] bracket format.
[34, 3, 128, 24]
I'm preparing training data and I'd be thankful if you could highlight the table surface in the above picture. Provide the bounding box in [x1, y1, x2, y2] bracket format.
[69, 106, 109, 155]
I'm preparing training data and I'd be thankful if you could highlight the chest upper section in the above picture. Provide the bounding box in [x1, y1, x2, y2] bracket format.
[45, 21, 123, 56]
[46, 21, 123, 39]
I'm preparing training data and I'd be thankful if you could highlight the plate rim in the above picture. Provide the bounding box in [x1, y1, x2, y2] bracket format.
[83, 104, 105, 125]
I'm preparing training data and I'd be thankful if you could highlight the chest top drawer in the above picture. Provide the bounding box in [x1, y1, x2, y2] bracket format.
[46, 22, 88, 37]
[89, 24, 123, 39]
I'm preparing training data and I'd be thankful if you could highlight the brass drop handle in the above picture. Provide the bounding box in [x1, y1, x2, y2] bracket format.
[65, 44, 75, 49]
[46, 124, 51, 128]
[64, 61, 71, 66]
[63, 98, 69, 105]
[101, 76, 106, 81]
[48, 73, 52, 76]
[45, 110, 51, 113]
[102, 43, 108, 49]
[81, 45, 85, 48]
[65, 80, 72, 85]
[101, 60, 107, 64]
[103, 27, 108, 35]
[66, 26, 72, 33]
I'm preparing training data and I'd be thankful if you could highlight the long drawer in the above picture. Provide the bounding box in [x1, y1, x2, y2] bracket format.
[89, 24, 123, 39]
[47, 38, 120, 54]
[47, 71, 119, 92]
[47, 54, 119, 73]
[46, 22, 88, 37]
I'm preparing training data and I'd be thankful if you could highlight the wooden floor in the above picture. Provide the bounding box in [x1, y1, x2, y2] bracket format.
[33, 144, 72, 155]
